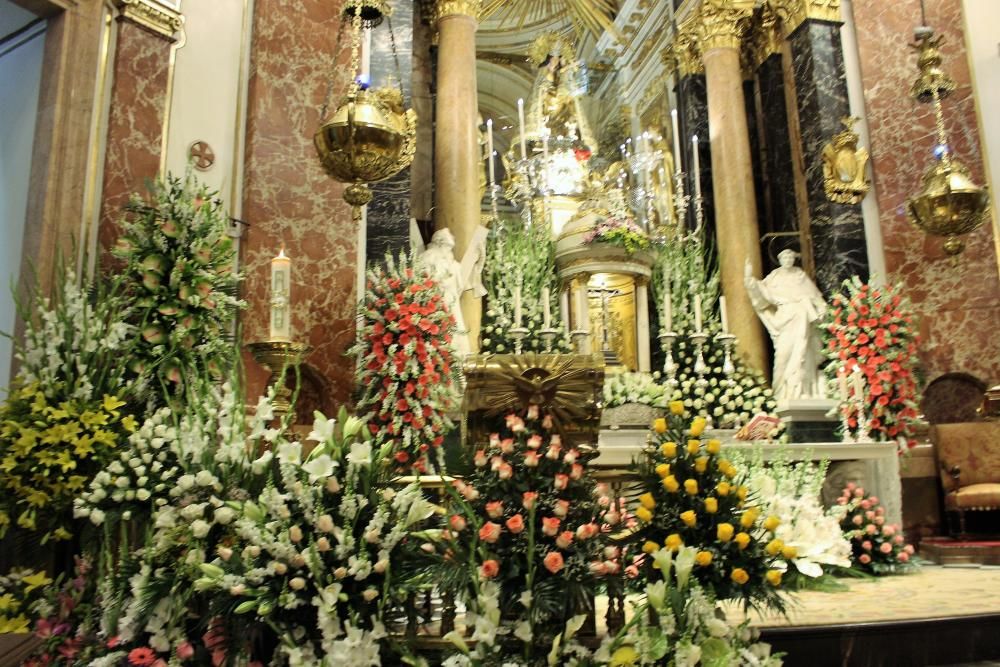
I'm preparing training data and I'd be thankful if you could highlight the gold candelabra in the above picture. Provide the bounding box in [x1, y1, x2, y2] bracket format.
[247, 340, 312, 421]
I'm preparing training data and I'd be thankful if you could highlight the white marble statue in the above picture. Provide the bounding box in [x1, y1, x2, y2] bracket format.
[744, 249, 828, 405]
[413, 223, 488, 356]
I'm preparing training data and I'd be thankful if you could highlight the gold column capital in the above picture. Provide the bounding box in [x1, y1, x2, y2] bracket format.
[743, 2, 783, 72]
[434, 0, 481, 23]
[698, 0, 755, 51]
[663, 26, 704, 77]
[114, 0, 182, 39]
[770, 0, 842, 37]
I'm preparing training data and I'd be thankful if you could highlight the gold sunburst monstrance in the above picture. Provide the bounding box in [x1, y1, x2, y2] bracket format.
[481, 0, 619, 38]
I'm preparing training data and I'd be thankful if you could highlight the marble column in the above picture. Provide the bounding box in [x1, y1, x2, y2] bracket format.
[699, 3, 768, 373]
[784, 14, 869, 294]
[366, 1, 414, 262]
[635, 278, 651, 373]
[434, 0, 481, 352]
[98, 2, 182, 257]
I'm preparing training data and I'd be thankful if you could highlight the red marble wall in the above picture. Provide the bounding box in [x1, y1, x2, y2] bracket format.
[241, 0, 356, 410]
[98, 20, 173, 252]
[853, 0, 1000, 386]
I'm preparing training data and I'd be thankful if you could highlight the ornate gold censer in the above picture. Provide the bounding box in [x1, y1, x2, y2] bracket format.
[905, 24, 990, 256]
[314, 1, 416, 213]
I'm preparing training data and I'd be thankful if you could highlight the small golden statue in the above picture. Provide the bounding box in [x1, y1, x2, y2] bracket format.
[822, 116, 871, 205]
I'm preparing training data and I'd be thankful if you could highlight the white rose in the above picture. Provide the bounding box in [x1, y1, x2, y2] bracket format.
[90, 509, 105, 525]
[190, 519, 211, 538]
[195, 470, 216, 487]
[214, 507, 237, 525]
[177, 474, 195, 491]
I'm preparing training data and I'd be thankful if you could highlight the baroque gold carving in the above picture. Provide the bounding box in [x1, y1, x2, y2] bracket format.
[434, 0, 481, 23]
[743, 2, 783, 72]
[114, 0, 182, 38]
[822, 117, 870, 205]
[771, 0, 842, 37]
[698, 0, 755, 51]
[662, 26, 703, 77]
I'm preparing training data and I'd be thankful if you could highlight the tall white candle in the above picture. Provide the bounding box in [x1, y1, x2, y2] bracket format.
[691, 134, 702, 200]
[514, 279, 523, 328]
[517, 98, 527, 160]
[269, 248, 291, 342]
[671, 109, 682, 171]
[693, 293, 703, 333]
[560, 289, 570, 334]
[719, 295, 729, 334]
[541, 286, 551, 329]
[662, 286, 673, 332]
[486, 118, 496, 187]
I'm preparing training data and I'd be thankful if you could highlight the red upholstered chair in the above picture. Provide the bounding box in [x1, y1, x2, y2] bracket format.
[929, 421, 1000, 536]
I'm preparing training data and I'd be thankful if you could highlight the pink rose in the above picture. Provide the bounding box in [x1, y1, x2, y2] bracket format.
[527, 404, 540, 420]
[506, 514, 525, 534]
[554, 474, 569, 491]
[854, 488, 865, 498]
[550, 434, 562, 446]
[449, 515, 467, 531]
[511, 418, 525, 433]
[862, 541, 872, 551]
[463, 486, 480, 501]
[527, 435, 543, 450]
[479, 522, 502, 543]
[500, 438, 516, 454]
[869, 496, 879, 504]
[904, 544, 914, 554]
[522, 492, 538, 510]
[498, 463, 513, 480]
[556, 530, 574, 549]
[542, 415, 554, 430]
[543, 551, 565, 574]
[882, 525, 895, 536]
[504, 413, 520, 428]
[865, 524, 877, 535]
[846, 482, 856, 491]
[576, 523, 599, 540]
[865, 510, 875, 519]
[480, 559, 500, 578]
[524, 452, 540, 468]
[486, 501, 504, 519]
[489, 433, 500, 448]
[604, 546, 620, 559]
[542, 517, 561, 536]
[879, 542, 893, 554]
[893, 535, 904, 544]
[553, 500, 570, 518]
[860, 500, 872, 510]
[859, 554, 872, 564]
[490, 456, 504, 471]
[897, 551, 910, 562]
[852, 515, 863, 526]
[546, 444, 563, 460]
[474, 450, 488, 467]
[569, 463, 584, 480]
[564, 449, 579, 464]
[176, 643, 195, 660]
[604, 511, 621, 525]
[875, 516, 885, 526]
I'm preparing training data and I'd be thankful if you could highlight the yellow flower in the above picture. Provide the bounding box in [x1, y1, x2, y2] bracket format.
[31, 393, 47, 413]
[73, 435, 95, 458]
[51, 527, 72, 541]
[102, 394, 126, 414]
[704, 497, 718, 514]
[737, 485, 749, 501]
[716, 481, 731, 496]
[765, 539, 785, 556]
[639, 492, 657, 510]
[655, 463, 671, 478]
[660, 441, 677, 458]
[763, 515, 781, 532]
[662, 475, 680, 493]
[686, 440, 701, 455]
[642, 541, 660, 554]
[683, 479, 698, 495]
[680, 510, 697, 527]
[0, 614, 30, 634]
[122, 415, 138, 433]
[25, 489, 50, 507]
[730, 568, 750, 584]
[17, 511, 36, 530]
[706, 439, 721, 455]
[610, 645, 640, 667]
[665, 533, 684, 551]
[782, 545, 798, 560]
[652, 418, 667, 434]
[740, 508, 759, 529]
[65, 475, 88, 491]
[80, 410, 109, 428]
[694, 456, 708, 473]
[766, 570, 783, 587]
[0, 457, 17, 473]
[0, 512, 9, 528]
[734, 532, 751, 550]
[695, 550, 713, 566]
[22, 571, 53, 593]
[92, 429, 116, 447]
[53, 450, 76, 472]
[689, 416, 707, 437]
[717, 523, 734, 542]
[0, 593, 18, 613]
[669, 401, 685, 416]
[635, 506, 653, 523]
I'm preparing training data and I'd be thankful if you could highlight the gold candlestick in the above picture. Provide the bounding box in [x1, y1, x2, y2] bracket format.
[247, 341, 312, 421]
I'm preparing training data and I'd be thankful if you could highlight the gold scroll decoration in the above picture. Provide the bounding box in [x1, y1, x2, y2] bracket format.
[821, 116, 870, 205]
[463, 353, 605, 448]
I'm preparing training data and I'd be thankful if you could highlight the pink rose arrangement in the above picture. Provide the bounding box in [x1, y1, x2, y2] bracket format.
[352, 252, 458, 473]
[826, 279, 920, 452]
[836, 482, 916, 574]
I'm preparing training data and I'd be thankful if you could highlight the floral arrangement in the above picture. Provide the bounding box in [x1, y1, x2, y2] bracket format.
[582, 216, 651, 255]
[352, 252, 458, 473]
[825, 279, 920, 452]
[0, 568, 52, 634]
[113, 171, 242, 405]
[629, 403, 787, 611]
[603, 372, 669, 409]
[730, 449, 852, 583]
[20, 557, 104, 665]
[0, 272, 134, 542]
[426, 406, 620, 664]
[592, 547, 783, 667]
[833, 483, 916, 575]
[480, 220, 572, 355]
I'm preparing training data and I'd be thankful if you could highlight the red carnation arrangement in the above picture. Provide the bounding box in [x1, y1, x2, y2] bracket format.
[352, 252, 457, 473]
[825, 279, 920, 452]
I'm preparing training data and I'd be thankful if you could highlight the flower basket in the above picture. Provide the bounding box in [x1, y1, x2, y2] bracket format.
[600, 403, 662, 430]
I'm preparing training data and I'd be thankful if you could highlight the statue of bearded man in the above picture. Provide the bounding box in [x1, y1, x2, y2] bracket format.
[744, 249, 828, 405]
[417, 228, 486, 356]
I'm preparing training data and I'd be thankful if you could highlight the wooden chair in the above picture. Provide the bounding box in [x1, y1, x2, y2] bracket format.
[929, 421, 1000, 536]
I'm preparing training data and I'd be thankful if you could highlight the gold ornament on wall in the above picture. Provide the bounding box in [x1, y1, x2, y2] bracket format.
[821, 116, 870, 206]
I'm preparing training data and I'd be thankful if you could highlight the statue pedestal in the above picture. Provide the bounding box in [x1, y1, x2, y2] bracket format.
[776, 398, 839, 442]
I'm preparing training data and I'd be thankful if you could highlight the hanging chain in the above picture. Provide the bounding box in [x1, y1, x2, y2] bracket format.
[931, 86, 951, 169]
[386, 15, 405, 99]
[348, 3, 363, 97]
[320, 18, 349, 120]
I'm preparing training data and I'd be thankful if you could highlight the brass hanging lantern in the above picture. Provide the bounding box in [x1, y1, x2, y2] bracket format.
[905, 24, 990, 256]
[314, 1, 416, 212]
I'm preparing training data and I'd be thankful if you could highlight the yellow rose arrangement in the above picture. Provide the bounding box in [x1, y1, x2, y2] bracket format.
[630, 405, 787, 610]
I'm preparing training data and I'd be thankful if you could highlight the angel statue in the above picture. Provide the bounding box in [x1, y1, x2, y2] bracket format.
[744, 249, 828, 405]
[411, 220, 488, 356]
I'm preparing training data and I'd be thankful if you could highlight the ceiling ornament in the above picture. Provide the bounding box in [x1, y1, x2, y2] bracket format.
[480, 0, 620, 39]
